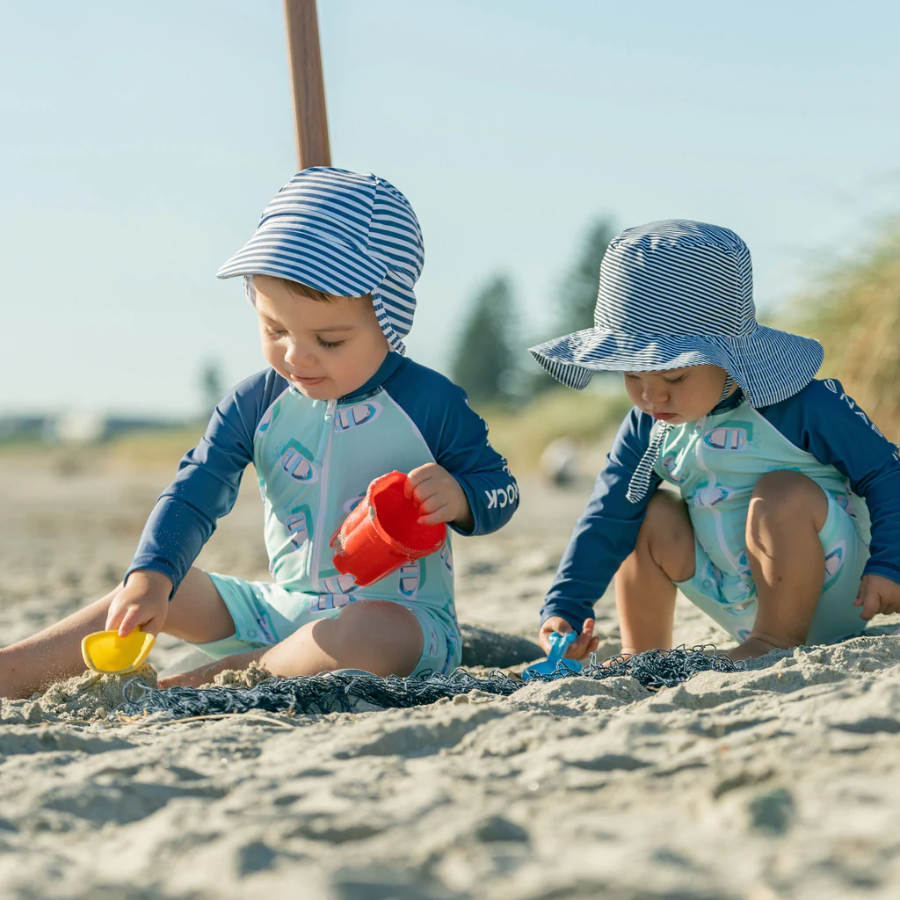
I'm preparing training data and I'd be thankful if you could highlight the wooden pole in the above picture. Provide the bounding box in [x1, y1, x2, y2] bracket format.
[283, 0, 331, 169]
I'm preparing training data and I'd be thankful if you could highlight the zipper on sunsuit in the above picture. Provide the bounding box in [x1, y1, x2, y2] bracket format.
[311, 398, 337, 591]
[694, 412, 742, 573]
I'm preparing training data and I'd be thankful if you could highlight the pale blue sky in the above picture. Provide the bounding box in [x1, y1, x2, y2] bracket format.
[1, 1, 898, 416]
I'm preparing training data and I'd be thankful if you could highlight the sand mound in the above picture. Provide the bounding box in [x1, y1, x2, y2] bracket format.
[0, 665, 158, 724]
[203, 660, 273, 689]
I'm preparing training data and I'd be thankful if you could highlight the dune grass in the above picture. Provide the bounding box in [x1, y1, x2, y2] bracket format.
[790, 220, 900, 441]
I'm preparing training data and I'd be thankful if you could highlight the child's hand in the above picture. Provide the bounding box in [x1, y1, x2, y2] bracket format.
[538, 616, 600, 661]
[854, 574, 900, 621]
[406, 463, 473, 530]
[105, 570, 172, 637]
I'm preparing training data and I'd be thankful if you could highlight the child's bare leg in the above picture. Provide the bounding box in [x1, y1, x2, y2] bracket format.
[729, 470, 828, 661]
[614, 490, 695, 655]
[0, 568, 234, 699]
[160, 600, 424, 689]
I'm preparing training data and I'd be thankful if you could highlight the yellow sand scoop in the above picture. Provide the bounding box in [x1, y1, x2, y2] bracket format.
[81, 629, 155, 675]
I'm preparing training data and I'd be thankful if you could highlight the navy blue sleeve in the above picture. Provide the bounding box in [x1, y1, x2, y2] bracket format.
[762, 378, 900, 585]
[383, 359, 519, 536]
[125, 369, 288, 596]
[541, 408, 659, 632]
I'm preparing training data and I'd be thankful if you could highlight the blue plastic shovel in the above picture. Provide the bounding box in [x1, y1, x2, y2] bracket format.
[522, 631, 583, 681]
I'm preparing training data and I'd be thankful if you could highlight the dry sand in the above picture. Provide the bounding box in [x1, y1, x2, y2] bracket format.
[2, 453, 900, 899]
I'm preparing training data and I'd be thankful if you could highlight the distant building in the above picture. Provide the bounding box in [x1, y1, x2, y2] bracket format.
[50, 412, 108, 444]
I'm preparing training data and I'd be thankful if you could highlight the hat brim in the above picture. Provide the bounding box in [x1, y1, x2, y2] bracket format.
[216, 221, 388, 297]
[530, 325, 822, 408]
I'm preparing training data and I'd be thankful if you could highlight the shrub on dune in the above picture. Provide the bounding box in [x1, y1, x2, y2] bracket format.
[792, 221, 900, 442]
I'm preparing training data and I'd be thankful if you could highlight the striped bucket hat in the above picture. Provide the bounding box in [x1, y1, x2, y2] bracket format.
[529, 220, 823, 409]
[217, 167, 424, 353]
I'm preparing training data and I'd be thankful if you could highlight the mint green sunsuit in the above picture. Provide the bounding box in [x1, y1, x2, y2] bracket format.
[126, 354, 520, 675]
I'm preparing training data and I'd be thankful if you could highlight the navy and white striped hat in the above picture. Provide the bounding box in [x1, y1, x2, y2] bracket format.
[217, 167, 424, 353]
[529, 220, 823, 409]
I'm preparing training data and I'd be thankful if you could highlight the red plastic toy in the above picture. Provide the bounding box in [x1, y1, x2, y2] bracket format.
[330, 471, 447, 587]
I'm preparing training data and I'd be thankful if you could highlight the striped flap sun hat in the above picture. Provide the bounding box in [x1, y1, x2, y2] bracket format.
[529, 220, 823, 410]
[217, 167, 424, 353]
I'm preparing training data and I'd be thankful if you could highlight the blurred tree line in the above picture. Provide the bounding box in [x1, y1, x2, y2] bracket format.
[451, 219, 616, 408]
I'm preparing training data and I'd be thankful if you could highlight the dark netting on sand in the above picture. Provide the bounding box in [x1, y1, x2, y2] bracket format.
[117, 646, 737, 721]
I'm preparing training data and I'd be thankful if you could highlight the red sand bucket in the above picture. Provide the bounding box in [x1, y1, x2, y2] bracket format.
[330, 471, 447, 587]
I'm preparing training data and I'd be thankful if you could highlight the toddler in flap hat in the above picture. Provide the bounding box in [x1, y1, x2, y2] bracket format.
[530, 220, 900, 662]
[0, 167, 519, 697]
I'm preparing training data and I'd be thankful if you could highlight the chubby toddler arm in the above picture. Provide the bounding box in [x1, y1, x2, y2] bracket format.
[540, 407, 657, 632]
[126, 369, 285, 597]
[383, 362, 519, 536]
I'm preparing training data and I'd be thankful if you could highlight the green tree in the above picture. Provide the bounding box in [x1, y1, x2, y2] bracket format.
[527, 217, 616, 396]
[450, 275, 518, 406]
[199, 360, 225, 419]
[556, 217, 616, 336]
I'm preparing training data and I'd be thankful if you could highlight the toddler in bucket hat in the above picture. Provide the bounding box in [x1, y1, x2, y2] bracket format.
[0, 167, 521, 700]
[530, 219, 900, 663]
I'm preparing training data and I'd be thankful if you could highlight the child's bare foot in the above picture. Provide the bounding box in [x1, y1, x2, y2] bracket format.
[726, 636, 785, 662]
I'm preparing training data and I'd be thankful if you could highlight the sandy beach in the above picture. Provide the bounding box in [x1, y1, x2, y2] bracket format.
[3, 452, 900, 900]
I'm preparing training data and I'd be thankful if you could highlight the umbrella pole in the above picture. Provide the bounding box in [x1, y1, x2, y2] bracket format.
[283, 0, 331, 169]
